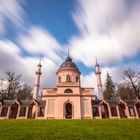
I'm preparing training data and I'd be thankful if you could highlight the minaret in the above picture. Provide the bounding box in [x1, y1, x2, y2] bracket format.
[95, 58, 104, 100]
[33, 59, 42, 100]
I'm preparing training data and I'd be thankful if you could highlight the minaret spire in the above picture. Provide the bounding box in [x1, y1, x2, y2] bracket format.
[33, 59, 42, 100]
[95, 57, 99, 66]
[68, 48, 70, 57]
[39, 55, 41, 65]
[95, 58, 104, 100]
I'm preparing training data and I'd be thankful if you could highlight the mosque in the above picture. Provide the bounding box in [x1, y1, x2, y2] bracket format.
[0, 54, 140, 119]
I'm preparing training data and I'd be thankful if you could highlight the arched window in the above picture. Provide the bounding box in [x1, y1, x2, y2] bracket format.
[76, 76, 79, 82]
[64, 89, 73, 93]
[66, 75, 71, 82]
[58, 77, 61, 82]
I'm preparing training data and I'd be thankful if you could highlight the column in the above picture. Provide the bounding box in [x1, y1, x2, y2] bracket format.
[98, 106, 102, 119]
[116, 105, 120, 119]
[0, 105, 2, 116]
[16, 106, 21, 119]
[134, 106, 139, 119]
[125, 105, 130, 119]
[25, 106, 29, 119]
[107, 105, 112, 118]
[32, 105, 36, 119]
[35, 106, 39, 119]
[6, 106, 11, 119]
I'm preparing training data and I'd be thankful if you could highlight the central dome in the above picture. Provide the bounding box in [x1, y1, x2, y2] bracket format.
[57, 56, 80, 73]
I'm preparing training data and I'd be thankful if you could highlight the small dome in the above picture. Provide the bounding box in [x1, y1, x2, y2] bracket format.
[57, 56, 80, 73]
[65, 56, 72, 62]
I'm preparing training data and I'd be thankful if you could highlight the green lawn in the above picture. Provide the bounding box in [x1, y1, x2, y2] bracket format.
[0, 119, 140, 140]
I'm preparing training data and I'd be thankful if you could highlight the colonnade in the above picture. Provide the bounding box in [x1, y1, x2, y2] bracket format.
[92, 99, 140, 119]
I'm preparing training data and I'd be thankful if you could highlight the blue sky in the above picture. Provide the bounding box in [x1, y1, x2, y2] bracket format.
[2, 0, 79, 44]
[0, 0, 140, 91]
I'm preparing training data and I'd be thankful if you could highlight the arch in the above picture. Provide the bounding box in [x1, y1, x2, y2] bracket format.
[99, 100, 109, 106]
[9, 102, 19, 119]
[135, 99, 140, 105]
[99, 100, 110, 118]
[31, 99, 39, 106]
[118, 102, 127, 118]
[64, 89, 73, 93]
[0, 100, 7, 117]
[64, 101, 73, 119]
[12, 99, 21, 106]
[27, 100, 38, 119]
[136, 100, 140, 118]
[118, 99, 127, 106]
[66, 75, 71, 82]
[28, 102, 36, 119]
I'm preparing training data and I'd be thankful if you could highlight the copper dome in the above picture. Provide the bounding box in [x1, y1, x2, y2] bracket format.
[57, 56, 80, 73]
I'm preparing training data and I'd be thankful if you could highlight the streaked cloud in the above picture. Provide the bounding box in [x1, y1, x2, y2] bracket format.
[0, 40, 59, 90]
[19, 26, 64, 63]
[0, 0, 140, 94]
[0, 0, 26, 35]
[69, 0, 140, 66]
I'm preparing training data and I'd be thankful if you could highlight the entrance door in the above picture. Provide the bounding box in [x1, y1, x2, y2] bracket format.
[65, 103, 72, 119]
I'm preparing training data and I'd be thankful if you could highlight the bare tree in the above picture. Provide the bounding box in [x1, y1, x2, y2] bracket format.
[0, 78, 7, 99]
[5, 71, 21, 99]
[122, 68, 140, 98]
[117, 83, 136, 100]
[0, 71, 32, 100]
[17, 84, 32, 100]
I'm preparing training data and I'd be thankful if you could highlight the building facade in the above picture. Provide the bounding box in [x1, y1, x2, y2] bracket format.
[0, 55, 140, 119]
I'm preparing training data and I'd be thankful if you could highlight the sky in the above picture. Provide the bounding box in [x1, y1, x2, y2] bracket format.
[0, 0, 140, 93]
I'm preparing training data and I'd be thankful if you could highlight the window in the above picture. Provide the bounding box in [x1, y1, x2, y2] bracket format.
[83, 100, 88, 114]
[58, 77, 61, 82]
[64, 89, 73, 93]
[76, 76, 79, 82]
[48, 99, 55, 114]
[66, 75, 71, 82]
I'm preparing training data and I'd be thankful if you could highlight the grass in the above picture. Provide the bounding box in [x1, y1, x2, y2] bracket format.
[0, 119, 140, 140]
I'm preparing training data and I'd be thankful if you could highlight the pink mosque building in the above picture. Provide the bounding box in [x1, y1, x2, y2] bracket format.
[0, 55, 140, 119]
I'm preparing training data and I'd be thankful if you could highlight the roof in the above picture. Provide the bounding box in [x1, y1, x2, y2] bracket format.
[91, 100, 119, 106]
[92, 100, 102, 105]
[3, 100, 13, 106]
[57, 56, 80, 73]
[106, 100, 118, 106]
[92, 99, 139, 106]
[20, 100, 32, 106]
[1, 99, 46, 107]
[123, 100, 136, 106]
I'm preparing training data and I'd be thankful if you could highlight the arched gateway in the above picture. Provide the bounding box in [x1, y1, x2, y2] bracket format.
[9, 103, 19, 119]
[64, 102, 72, 119]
